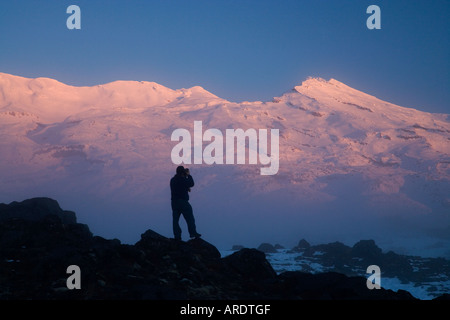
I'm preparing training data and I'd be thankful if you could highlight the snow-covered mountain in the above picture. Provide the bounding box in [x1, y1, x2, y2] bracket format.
[0, 72, 449, 257]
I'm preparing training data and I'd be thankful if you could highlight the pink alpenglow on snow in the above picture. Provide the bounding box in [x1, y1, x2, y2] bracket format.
[0, 72, 449, 257]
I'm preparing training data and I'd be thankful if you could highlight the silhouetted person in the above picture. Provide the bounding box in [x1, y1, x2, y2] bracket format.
[170, 166, 201, 240]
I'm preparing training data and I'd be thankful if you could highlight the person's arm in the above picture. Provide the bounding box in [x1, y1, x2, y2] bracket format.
[186, 174, 194, 188]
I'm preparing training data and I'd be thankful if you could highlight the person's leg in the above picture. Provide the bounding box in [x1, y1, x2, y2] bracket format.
[181, 201, 200, 238]
[171, 200, 182, 240]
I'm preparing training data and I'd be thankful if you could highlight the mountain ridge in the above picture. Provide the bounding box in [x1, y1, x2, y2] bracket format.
[3, 72, 445, 115]
[0, 72, 226, 122]
[0, 72, 449, 258]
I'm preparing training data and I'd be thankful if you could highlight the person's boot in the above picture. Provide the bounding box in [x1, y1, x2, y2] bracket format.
[190, 233, 201, 239]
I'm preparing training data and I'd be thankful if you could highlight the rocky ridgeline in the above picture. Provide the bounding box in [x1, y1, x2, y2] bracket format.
[0, 197, 442, 300]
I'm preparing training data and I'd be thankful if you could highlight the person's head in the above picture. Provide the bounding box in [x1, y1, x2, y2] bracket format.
[176, 166, 185, 175]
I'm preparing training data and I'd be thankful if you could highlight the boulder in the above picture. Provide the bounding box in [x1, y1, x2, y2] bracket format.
[303, 241, 352, 267]
[222, 248, 277, 280]
[257, 242, 277, 253]
[291, 238, 310, 252]
[352, 239, 383, 259]
[0, 197, 76, 224]
[187, 237, 221, 260]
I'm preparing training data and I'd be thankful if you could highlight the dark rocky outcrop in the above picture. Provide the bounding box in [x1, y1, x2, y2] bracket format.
[0, 197, 77, 224]
[291, 238, 311, 252]
[257, 243, 278, 253]
[291, 238, 450, 293]
[231, 244, 244, 251]
[0, 198, 423, 300]
[276, 272, 415, 300]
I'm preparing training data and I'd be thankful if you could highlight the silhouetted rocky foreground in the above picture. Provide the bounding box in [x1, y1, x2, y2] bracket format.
[0, 198, 445, 300]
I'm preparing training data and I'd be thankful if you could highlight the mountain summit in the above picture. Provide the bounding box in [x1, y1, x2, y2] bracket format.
[0, 72, 449, 257]
[0, 72, 225, 122]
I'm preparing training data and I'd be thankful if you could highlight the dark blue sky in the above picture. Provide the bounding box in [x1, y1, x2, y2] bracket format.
[1, 0, 449, 113]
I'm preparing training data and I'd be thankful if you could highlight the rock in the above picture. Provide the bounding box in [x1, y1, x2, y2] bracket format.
[0, 197, 77, 224]
[434, 293, 450, 300]
[231, 244, 244, 251]
[291, 238, 310, 252]
[350, 240, 413, 279]
[352, 239, 382, 259]
[0, 197, 426, 300]
[187, 237, 221, 260]
[222, 248, 277, 281]
[379, 250, 414, 279]
[303, 241, 352, 268]
[298, 238, 310, 248]
[277, 272, 417, 300]
[135, 229, 171, 251]
[257, 242, 277, 253]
